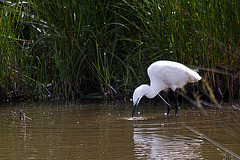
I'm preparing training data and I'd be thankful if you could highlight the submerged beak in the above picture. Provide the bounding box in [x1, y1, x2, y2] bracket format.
[132, 103, 137, 118]
[132, 98, 139, 118]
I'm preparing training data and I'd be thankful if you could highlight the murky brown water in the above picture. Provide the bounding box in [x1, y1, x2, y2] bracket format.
[0, 102, 240, 159]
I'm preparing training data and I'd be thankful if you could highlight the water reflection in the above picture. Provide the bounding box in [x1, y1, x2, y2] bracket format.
[133, 123, 203, 159]
[0, 102, 240, 159]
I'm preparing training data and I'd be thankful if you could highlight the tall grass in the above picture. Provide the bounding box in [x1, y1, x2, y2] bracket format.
[0, 0, 239, 101]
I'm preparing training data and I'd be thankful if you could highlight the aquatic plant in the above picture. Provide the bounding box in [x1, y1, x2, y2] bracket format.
[0, 0, 239, 102]
[217, 148, 234, 160]
[185, 125, 240, 159]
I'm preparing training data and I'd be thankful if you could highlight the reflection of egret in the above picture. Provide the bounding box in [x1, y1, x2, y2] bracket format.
[132, 60, 201, 117]
[133, 123, 203, 159]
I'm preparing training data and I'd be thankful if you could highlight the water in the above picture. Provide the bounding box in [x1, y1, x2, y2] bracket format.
[0, 102, 240, 159]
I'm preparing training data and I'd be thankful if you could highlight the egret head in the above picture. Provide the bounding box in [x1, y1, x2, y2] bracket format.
[132, 85, 149, 118]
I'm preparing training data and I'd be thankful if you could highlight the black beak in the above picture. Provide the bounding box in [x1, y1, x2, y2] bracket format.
[132, 103, 137, 118]
[132, 98, 139, 118]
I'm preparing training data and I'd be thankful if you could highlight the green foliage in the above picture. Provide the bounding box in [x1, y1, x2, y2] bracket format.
[0, 0, 239, 101]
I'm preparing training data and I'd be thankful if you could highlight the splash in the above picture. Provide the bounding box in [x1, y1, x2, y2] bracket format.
[125, 117, 147, 121]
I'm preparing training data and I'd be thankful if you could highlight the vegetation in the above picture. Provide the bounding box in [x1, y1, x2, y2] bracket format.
[0, 0, 239, 102]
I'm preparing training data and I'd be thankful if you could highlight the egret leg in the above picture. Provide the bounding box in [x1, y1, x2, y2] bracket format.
[173, 91, 179, 116]
[164, 92, 171, 115]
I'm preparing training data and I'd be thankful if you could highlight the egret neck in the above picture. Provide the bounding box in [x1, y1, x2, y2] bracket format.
[132, 83, 166, 118]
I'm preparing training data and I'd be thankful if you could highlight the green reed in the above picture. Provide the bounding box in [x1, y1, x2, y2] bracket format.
[0, 0, 239, 101]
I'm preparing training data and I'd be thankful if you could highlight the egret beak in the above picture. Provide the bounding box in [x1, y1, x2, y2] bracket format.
[132, 103, 137, 118]
[132, 98, 139, 118]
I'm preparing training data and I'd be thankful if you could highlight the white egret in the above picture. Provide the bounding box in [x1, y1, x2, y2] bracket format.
[132, 60, 202, 118]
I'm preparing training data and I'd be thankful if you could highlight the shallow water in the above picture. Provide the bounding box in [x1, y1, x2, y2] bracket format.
[0, 102, 240, 159]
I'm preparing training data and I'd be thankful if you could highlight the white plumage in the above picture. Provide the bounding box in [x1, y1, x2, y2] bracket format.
[132, 60, 201, 117]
